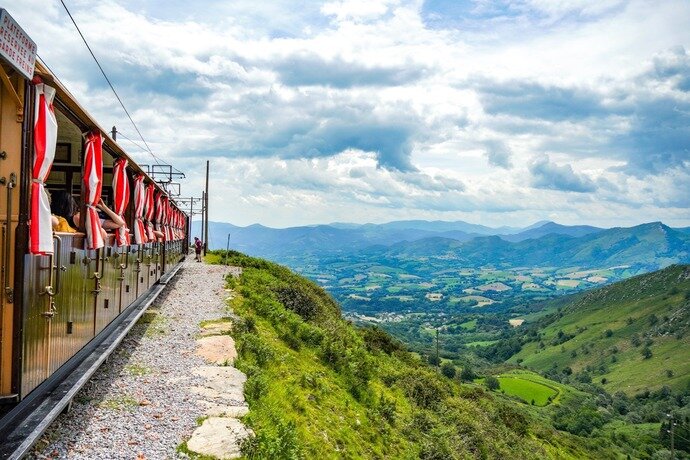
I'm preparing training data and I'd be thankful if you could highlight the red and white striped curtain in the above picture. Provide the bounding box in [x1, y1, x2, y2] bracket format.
[154, 190, 164, 239]
[112, 158, 130, 246]
[83, 131, 105, 250]
[133, 175, 147, 244]
[162, 196, 171, 241]
[145, 183, 156, 241]
[29, 83, 58, 254]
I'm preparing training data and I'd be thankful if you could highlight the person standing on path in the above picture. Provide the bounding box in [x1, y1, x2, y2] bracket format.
[194, 237, 203, 262]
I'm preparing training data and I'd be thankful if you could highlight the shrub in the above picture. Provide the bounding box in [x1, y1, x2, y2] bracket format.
[376, 393, 397, 425]
[641, 346, 653, 359]
[238, 334, 275, 367]
[441, 362, 456, 379]
[362, 326, 405, 355]
[459, 366, 476, 382]
[400, 373, 450, 409]
[241, 420, 301, 460]
[245, 372, 269, 401]
[484, 376, 500, 391]
[273, 285, 320, 321]
[497, 404, 528, 436]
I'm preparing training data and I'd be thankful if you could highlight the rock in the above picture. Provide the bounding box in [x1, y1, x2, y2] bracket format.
[190, 366, 246, 403]
[187, 417, 251, 460]
[199, 321, 233, 337]
[199, 401, 249, 418]
[195, 335, 237, 365]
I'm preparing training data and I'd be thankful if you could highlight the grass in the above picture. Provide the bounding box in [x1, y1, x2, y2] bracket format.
[511, 265, 690, 394]
[206, 252, 640, 459]
[208, 250, 630, 459]
[496, 376, 558, 406]
[97, 394, 138, 411]
[123, 363, 150, 376]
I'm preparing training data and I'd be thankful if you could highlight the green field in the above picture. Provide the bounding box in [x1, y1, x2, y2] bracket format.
[497, 375, 559, 406]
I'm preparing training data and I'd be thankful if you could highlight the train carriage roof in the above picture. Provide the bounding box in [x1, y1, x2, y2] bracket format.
[32, 59, 181, 212]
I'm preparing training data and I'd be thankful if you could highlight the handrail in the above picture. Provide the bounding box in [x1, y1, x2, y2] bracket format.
[3, 172, 15, 303]
[52, 235, 63, 296]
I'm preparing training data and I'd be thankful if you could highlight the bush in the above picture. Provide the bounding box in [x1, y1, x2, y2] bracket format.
[459, 366, 476, 382]
[273, 285, 320, 321]
[400, 372, 450, 409]
[497, 404, 528, 436]
[362, 326, 405, 355]
[241, 420, 301, 460]
[441, 362, 456, 379]
[245, 372, 269, 401]
[238, 334, 275, 367]
[485, 376, 500, 391]
[641, 346, 653, 359]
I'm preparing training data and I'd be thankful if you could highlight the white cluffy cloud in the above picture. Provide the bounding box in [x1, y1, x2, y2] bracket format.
[8, 0, 690, 228]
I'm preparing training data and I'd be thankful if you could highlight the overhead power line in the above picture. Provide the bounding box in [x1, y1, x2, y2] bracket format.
[59, 0, 175, 170]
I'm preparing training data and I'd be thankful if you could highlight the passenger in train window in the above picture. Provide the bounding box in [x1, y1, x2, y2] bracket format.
[52, 191, 125, 240]
[50, 190, 78, 233]
[73, 199, 126, 240]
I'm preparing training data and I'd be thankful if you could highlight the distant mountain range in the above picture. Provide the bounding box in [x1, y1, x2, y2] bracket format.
[365, 222, 689, 270]
[191, 219, 689, 270]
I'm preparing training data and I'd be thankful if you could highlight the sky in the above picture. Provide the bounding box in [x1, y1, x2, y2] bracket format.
[9, 0, 690, 228]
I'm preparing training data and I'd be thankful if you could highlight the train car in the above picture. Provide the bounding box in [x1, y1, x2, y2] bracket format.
[0, 9, 189, 454]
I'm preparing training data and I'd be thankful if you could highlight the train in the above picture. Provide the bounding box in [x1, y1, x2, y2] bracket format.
[0, 8, 189, 444]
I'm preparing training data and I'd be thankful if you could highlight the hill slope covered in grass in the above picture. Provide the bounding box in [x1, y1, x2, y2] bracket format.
[210, 251, 644, 459]
[510, 265, 690, 394]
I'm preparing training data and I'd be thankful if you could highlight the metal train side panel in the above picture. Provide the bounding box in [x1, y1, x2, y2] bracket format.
[95, 244, 119, 334]
[20, 254, 51, 398]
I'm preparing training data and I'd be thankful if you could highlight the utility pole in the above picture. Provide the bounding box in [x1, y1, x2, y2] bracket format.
[200, 191, 205, 245]
[671, 416, 675, 460]
[111, 126, 117, 141]
[667, 413, 675, 460]
[189, 198, 194, 254]
[436, 328, 440, 369]
[204, 160, 209, 256]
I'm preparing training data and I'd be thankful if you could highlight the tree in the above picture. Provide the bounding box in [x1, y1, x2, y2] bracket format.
[441, 362, 456, 379]
[604, 329, 613, 338]
[485, 376, 500, 391]
[630, 334, 641, 347]
[641, 346, 653, 359]
[460, 366, 476, 382]
[427, 354, 440, 366]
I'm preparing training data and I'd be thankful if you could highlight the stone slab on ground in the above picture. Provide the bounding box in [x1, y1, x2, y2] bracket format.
[187, 417, 251, 460]
[190, 366, 246, 403]
[199, 401, 250, 418]
[195, 335, 237, 364]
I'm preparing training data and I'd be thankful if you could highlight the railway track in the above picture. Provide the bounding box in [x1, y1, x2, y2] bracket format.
[0, 263, 182, 460]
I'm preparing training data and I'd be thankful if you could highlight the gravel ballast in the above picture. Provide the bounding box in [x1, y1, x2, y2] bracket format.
[30, 258, 241, 459]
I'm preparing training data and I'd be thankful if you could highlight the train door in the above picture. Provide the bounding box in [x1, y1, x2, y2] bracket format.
[20, 237, 61, 397]
[135, 244, 147, 296]
[94, 243, 117, 334]
[0, 61, 23, 400]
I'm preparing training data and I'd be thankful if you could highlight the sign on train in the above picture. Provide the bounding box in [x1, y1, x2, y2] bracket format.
[0, 9, 36, 80]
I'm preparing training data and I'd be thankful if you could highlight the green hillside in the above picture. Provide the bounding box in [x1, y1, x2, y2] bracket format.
[207, 251, 654, 459]
[510, 265, 690, 394]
